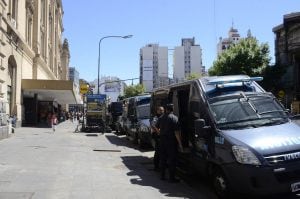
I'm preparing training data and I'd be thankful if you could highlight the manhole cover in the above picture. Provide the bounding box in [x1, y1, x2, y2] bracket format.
[86, 134, 98, 137]
[93, 149, 121, 152]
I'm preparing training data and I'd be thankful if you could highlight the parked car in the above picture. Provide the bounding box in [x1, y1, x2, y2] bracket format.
[151, 75, 300, 198]
[136, 103, 152, 148]
[108, 102, 123, 133]
[124, 94, 152, 148]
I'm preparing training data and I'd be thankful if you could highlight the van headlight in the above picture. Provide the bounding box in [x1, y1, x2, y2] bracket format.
[232, 146, 261, 166]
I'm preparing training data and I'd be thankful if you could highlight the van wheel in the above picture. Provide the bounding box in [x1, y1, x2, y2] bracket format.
[137, 136, 145, 149]
[133, 133, 139, 144]
[212, 168, 231, 199]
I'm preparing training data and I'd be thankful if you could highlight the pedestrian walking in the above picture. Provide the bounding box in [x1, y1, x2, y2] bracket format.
[151, 106, 164, 171]
[156, 104, 183, 183]
[51, 113, 58, 132]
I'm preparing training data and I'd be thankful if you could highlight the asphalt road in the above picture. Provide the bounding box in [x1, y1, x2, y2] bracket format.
[0, 121, 299, 199]
[0, 121, 216, 199]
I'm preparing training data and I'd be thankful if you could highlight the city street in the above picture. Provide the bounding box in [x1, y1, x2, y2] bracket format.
[1, 121, 300, 199]
[0, 121, 217, 199]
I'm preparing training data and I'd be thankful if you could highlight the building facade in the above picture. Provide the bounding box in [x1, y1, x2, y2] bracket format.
[273, 12, 300, 110]
[91, 76, 125, 102]
[0, 0, 76, 130]
[217, 27, 241, 56]
[139, 44, 168, 92]
[173, 38, 202, 83]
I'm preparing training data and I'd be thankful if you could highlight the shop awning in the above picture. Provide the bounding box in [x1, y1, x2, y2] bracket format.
[22, 79, 81, 104]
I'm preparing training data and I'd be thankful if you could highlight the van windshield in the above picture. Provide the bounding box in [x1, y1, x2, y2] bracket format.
[136, 96, 151, 106]
[209, 93, 288, 130]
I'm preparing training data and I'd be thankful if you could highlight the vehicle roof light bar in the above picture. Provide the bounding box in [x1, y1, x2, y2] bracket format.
[207, 77, 263, 85]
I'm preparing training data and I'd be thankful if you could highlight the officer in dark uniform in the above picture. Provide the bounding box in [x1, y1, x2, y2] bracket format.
[151, 106, 164, 171]
[156, 104, 183, 183]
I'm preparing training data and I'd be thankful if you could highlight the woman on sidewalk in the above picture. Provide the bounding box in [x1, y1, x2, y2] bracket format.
[51, 113, 58, 132]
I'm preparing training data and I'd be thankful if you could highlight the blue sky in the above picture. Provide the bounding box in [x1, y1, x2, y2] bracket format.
[62, 0, 299, 83]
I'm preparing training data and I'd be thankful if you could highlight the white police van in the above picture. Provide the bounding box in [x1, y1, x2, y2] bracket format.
[151, 75, 300, 198]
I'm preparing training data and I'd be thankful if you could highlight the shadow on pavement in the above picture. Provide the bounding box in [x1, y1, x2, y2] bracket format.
[121, 155, 217, 199]
[105, 134, 153, 152]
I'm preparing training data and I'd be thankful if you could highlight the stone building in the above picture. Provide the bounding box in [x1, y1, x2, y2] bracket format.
[273, 12, 300, 110]
[0, 0, 77, 131]
[217, 27, 241, 56]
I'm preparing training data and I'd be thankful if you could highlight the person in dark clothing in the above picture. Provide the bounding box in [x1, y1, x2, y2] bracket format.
[151, 106, 164, 171]
[156, 104, 183, 183]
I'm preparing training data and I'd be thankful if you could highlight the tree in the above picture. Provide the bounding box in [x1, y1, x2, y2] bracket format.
[209, 37, 270, 77]
[186, 72, 201, 80]
[124, 84, 145, 98]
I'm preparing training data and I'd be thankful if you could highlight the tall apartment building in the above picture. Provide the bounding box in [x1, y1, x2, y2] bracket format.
[139, 44, 168, 92]
[217, 27, 241, 56]
[173, 38, 203, 83]
[0, 0, 77, 130]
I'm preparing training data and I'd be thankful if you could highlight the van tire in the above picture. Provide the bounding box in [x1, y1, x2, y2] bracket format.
[211, 168, 231, 199]
[137, 136, 145, 149]
[133, 132, 139, 144]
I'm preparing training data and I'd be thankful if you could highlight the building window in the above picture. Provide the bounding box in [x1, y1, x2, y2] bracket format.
[8, 0, 18, 27]
[41, 31, 46, 59]
[40, 0, 47, 59]
[25, 16, 32, 46]
[49, 15, 53, 44]
[25, 2, 34, 47]
[40, 0, 46, 26]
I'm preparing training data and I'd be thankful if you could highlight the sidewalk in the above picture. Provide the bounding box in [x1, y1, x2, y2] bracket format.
[0, 121, 215, 199]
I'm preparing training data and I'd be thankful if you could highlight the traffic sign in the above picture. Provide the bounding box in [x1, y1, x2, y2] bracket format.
[80, 84, 89, 94]
[278, 90, 285, 98]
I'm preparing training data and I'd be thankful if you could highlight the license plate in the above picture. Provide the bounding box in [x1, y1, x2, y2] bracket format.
[291, 182, 300, 192]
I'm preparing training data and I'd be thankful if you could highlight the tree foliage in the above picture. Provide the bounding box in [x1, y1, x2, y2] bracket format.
[209, 37, 270, 76]
[186, 72, 201, 80]
[124, 84, 145, 98]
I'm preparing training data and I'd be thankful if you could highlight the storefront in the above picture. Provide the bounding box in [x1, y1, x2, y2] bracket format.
[22, 79, 80, 127]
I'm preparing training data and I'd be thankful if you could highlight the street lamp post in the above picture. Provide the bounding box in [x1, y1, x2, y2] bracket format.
[97, 35, 133, 94]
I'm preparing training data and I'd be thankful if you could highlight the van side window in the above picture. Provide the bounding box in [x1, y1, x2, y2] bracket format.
[127, 99, 135, 119]
[190, 84, 201, 119]
[173, 87, 190, 148]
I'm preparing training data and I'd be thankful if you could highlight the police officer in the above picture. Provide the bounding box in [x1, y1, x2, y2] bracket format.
[151, 106, 164, 171]
[156, 104, 183, 183]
